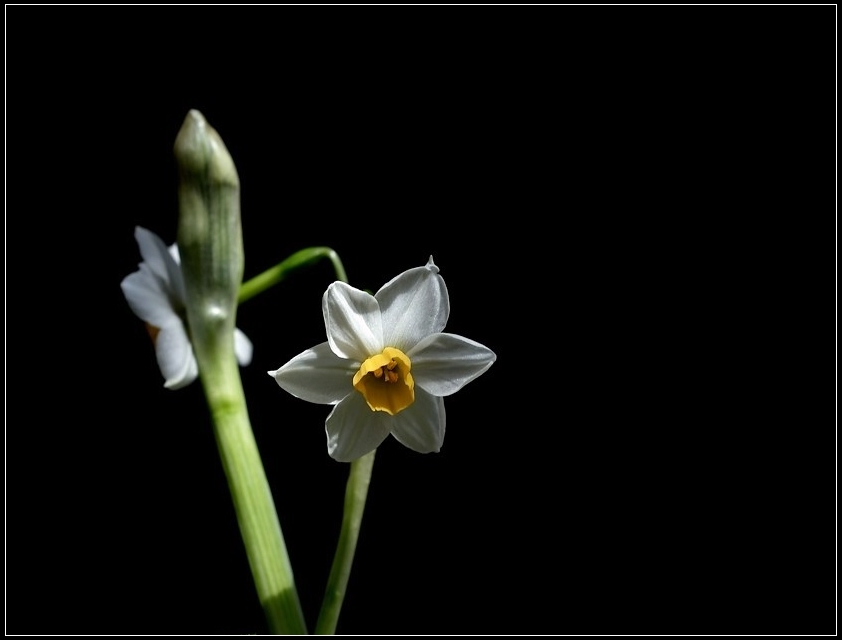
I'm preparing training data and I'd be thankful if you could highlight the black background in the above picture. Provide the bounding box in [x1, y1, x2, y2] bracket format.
[7, 5, 835, 636]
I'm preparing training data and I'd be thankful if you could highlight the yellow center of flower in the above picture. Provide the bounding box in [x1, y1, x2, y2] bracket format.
[352, 347, 415, 415]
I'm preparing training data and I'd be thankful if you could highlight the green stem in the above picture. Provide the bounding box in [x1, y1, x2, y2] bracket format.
[237, 245, 371, 633]
[239, 247, 347, 304]
[314, 450, 376, 635]
[174, 110, 307, 634]
[309, 256, 373, 635]
[200, 347, 308, 635]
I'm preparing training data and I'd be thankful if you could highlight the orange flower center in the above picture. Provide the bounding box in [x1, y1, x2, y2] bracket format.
[352, 347, 415, 415]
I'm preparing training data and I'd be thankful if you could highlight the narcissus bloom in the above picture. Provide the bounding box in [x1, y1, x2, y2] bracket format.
[269, 257, 496, 462]
[121, 226, 253, 390]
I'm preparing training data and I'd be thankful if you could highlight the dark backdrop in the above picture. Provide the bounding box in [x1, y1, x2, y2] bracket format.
[7, 5, 835, 636]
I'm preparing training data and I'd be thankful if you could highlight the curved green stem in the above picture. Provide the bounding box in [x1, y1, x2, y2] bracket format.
[237, 245, 372, 633]
[312, 254, 375, 634]
[239, 247, 347, 304]
[314, 450, 376, 635]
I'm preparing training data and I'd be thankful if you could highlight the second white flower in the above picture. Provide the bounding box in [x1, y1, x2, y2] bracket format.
[269, 257, 496, 462]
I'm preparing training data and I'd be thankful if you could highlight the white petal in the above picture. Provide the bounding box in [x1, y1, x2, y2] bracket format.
[134, 227, 170, 278]
[166, 244, 188, 303]
[325, 391, 392, 462]
[155, 321, 199, 389]
[120, 270, 181, 328]
[322, 281, 383, 361]
[134, 228, 185, 302]
[389, 387, 446, 454]
[376, 257, 450, 352]
[408, 333, 497, 397]
[234, 328, 253, 366]
[269, 342, 358, 405]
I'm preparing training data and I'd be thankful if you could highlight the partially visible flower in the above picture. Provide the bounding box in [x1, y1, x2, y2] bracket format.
[269, 257, 496, 462]
[121, 226, 253, 390]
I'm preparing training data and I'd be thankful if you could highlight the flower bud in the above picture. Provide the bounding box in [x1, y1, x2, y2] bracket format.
[174, 109, 243, 352]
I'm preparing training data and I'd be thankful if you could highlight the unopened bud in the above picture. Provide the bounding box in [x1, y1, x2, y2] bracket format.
[174, 109, 244, 354]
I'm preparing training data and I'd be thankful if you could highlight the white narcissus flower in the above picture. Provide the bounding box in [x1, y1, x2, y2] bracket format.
[269, 257, 496, 462]
[121, 226, 253, 390]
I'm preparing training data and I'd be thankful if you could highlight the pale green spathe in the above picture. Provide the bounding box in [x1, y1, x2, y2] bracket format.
[173, 110, 307, 634]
